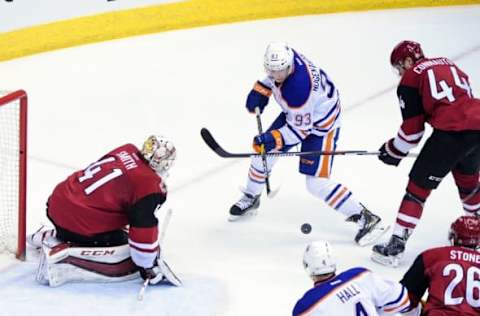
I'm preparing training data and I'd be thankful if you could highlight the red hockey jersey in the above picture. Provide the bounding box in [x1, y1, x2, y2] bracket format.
[401, 245, 480, 316]
[47, 143, 166, 268]
[392, 57, 480, 153]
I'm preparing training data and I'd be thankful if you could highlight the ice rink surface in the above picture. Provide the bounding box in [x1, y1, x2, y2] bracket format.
[1, 5, 480, 315]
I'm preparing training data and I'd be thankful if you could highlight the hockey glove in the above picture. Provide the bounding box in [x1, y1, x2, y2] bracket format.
[139, 265, 164, 285]
[378, 138, 407, 166]
[246, 81, 272, 113]
[253, 130, 284, 153]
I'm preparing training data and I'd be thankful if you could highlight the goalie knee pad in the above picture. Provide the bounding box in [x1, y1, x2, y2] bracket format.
[37, 242, 139, 287]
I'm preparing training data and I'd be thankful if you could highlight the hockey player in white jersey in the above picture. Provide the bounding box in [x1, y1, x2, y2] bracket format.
[292, 241, 412, 316]
[230, 42, 387, 245]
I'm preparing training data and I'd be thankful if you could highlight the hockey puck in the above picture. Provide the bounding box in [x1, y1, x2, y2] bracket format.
[301, 223, 312, 234]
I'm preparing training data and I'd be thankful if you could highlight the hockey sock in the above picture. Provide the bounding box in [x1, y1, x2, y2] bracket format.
[453, 170, 480, 216]
[393, 180, 431, 237]
[244, 155, 277, 196]
[306, 176, 363, 217]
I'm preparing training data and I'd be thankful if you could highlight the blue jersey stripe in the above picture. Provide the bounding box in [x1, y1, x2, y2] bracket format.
[313, 100, 339, 125]
[335, 192, 352, 209]
[325, 184, 341, 201]
[384, 286, 405, 307]
[250, 165, 266, 175]
[286, 123, 304, 142]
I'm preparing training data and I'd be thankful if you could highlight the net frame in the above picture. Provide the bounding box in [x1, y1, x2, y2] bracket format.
[0, 90, 27, 260]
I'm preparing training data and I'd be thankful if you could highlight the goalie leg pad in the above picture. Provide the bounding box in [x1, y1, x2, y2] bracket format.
[38, 242, 140, 287]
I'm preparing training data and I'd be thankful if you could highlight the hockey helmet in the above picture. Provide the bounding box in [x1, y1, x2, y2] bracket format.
[449, 215, 480, 248]
[390, 40, 424, 68]
[264, 42, 294, 82]
[303, 240, 336, 277]
[141, 135, 176, 176]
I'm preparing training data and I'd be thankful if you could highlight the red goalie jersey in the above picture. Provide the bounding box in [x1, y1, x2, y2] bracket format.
[47, 143, 166, 267]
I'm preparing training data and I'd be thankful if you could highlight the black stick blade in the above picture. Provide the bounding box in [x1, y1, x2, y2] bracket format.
[200, 128, 250, 158]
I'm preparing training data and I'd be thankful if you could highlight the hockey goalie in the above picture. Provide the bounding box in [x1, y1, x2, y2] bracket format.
[28, 135, 181, 288]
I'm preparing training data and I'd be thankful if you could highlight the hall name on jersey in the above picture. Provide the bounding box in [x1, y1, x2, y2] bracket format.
[335, 283, 361, 303]
[450, 249, 480, 264]
[413, 58, 453, 74]
[116, 151, 138, 170]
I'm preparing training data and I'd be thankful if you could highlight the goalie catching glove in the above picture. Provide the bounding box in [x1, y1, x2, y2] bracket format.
[139, 265, 164, 285]
[253, 130, 284, 153]
[139, 258, 182, 286]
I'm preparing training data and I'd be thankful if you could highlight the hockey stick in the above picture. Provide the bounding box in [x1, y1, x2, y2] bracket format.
[137, 208, 173, 301]
[201, 127, 419, 158]
[254, 107, 273, 196]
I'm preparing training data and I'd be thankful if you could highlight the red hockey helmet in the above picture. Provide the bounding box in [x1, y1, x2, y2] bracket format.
[390, 40, 425, 67]
[449, 216, 480, 248]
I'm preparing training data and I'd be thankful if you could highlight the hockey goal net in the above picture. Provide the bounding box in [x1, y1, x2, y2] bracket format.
[0, 90, 27, 260]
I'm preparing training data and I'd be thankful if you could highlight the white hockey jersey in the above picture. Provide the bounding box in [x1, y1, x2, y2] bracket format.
[260, 50, 341, 145]
[292, 267, 410, 316]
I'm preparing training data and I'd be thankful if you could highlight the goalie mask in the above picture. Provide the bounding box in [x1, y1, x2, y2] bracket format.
[449, 215, 480, 249]
[303, 240, 336, 277]
[141, 135, 176, 176]
[264, 42, 294, 83]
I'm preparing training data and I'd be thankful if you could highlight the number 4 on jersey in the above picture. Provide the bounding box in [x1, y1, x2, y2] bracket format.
[78, 157, 123, 195]
[355, 302, 368, 316]
[428, 66, 473, 102]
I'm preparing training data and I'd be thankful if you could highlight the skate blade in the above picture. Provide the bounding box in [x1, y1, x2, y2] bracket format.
[228, 209, 258, 222]
[371, 251, 402, 268]
[357, 223, 391, 247]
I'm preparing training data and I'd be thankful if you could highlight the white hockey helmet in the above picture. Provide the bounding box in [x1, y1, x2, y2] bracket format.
[303, 240, 337, 276]
[264, 42, 294, 82]
[141, 135, 176, 176]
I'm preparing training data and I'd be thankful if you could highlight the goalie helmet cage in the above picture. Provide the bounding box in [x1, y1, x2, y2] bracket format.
[0, 90, 27, 260]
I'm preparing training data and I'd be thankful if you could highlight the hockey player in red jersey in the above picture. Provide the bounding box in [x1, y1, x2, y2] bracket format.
[400, 216, 480, 316]
[372, 40, 480, 266]
[28, 135, 181, 287]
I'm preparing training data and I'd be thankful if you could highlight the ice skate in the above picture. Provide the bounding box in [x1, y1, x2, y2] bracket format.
[371, 234, 407, 267]
[229, 193, 260, 221]
[347, 208, 390, 246]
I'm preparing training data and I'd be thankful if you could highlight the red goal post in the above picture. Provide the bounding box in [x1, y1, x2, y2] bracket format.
[0, 90, 27, 260]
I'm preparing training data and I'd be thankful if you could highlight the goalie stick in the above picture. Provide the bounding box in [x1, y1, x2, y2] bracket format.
[201, 128, 418, 158]
[137, 208, 174, 301]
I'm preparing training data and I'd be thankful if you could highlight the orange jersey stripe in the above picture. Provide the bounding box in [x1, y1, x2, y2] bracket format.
[328, 187, 348, 207]
[317, 106, 339, 129]
[318, 130, 334, 177]
[383, 293, 409, 313]
[249, 169, 265, 180]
